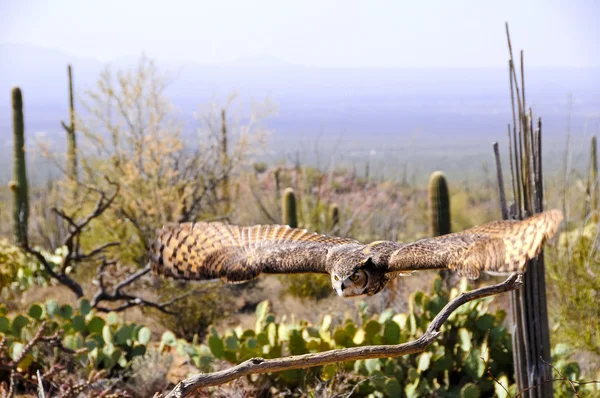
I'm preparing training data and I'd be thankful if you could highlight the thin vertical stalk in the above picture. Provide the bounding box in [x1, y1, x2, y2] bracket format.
[591, 136, 598, 223]
[509, 61, 522, 217]
[507, 124, 517, 207]
[220, 109, 230, 213]
[521, 50, 526, 115]
[493, 142, 508, 219]
[535, 119, 543, 212]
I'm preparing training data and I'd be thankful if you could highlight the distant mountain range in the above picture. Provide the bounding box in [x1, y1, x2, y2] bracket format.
[1, 42, 599, 183]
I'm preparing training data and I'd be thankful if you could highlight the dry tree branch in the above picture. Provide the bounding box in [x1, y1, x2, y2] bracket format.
[157, 273, 523, 398]
[21, 178, 120, 298]
[90, 261, 202, 314]
[71, 242, 120, 261]
[20, 177, 187, 315]
[249, 183, 278, 224]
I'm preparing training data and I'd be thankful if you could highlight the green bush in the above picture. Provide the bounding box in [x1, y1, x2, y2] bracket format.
[551, 343, 600, 397]
[277, 273, 332, 301]
[149, 280, 245, 342]
[548, 224, 600, 356]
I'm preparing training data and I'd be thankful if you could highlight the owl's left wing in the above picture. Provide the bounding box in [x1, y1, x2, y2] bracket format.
[150, 222, 358, 283]
[385, 209, 562, 278]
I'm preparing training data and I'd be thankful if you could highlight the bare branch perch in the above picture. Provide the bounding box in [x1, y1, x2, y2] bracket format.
[158, 273, 523, 398]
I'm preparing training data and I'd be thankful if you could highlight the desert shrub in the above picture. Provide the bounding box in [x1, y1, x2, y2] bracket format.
[70, 58, 270, 266]
[149, 280, 249, 342]
[551, 343, 600, 398]
[277, 274, 332, 301]
[547, 224, 600, 357]
[0, 239, 63, 303]
[253, 162, 268, 174]
[127, 350, 173, 397]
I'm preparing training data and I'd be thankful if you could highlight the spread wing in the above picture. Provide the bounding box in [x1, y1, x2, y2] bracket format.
[150, 222, 358, 283]
[387, 209, 563, 278]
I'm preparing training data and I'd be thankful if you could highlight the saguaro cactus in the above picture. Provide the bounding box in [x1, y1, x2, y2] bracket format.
[221, 109, 230, 212]
[282, 187, 298, 228]
[11, 87, 29, 245]
[590, 136, 598, 223]
[428, 171, 451, 237]
[61, 64, 78, 184]
[274, 168, 281, 204]
[329, 203, 340, 231]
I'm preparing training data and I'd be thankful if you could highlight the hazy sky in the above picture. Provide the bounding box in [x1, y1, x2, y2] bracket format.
[1, 0, 599, 68]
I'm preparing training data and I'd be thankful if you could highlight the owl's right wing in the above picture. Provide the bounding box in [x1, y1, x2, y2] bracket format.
[150, 222, 358, 283]
[386, 209, 563, 278]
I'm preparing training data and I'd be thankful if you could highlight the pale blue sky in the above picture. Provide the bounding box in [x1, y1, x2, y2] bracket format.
[1, 0, 599, 67]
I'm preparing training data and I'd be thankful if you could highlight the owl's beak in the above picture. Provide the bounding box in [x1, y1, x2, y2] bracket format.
[335, 282, 349, 297]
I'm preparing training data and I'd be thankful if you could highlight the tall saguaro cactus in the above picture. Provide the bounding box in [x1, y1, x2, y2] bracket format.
[282, 187, 298, 228]
[329, 203, 340, 232]
[11, 87, 29, 245]
[221, 109, 230, 213]
[61, 64, 78, 185]
[589, 136, 598, 223]
[428, 171, 451, 237]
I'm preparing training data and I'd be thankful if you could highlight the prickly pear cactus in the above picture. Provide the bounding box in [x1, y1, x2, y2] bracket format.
[0, 299, 150, 375]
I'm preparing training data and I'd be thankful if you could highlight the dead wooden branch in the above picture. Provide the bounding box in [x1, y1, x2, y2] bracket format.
[21, 178, 191, 315]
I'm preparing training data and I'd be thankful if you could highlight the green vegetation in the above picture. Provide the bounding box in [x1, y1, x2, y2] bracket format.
[0, 300, 150, 396]
[29, 300, 148, 371]
[547, 223, 600, 358]
[543, 135, 600, 376]
[0, 239, 61, 303]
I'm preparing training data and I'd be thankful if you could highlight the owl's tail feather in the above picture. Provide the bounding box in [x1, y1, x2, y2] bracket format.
[453, 209, 563, 278]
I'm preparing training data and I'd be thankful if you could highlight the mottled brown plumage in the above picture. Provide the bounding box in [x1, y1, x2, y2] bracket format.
[150, 209, 563, 297]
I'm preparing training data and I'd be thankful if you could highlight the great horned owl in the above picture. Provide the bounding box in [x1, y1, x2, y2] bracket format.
[149, 210, 562, 298]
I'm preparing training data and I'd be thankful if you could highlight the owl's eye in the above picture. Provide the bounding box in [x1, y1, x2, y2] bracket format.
[334, 275, 339, 281]
[349, 272, 360, 282]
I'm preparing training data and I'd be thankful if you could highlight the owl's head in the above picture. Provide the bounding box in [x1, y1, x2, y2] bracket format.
[327, 247, 390, 297]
